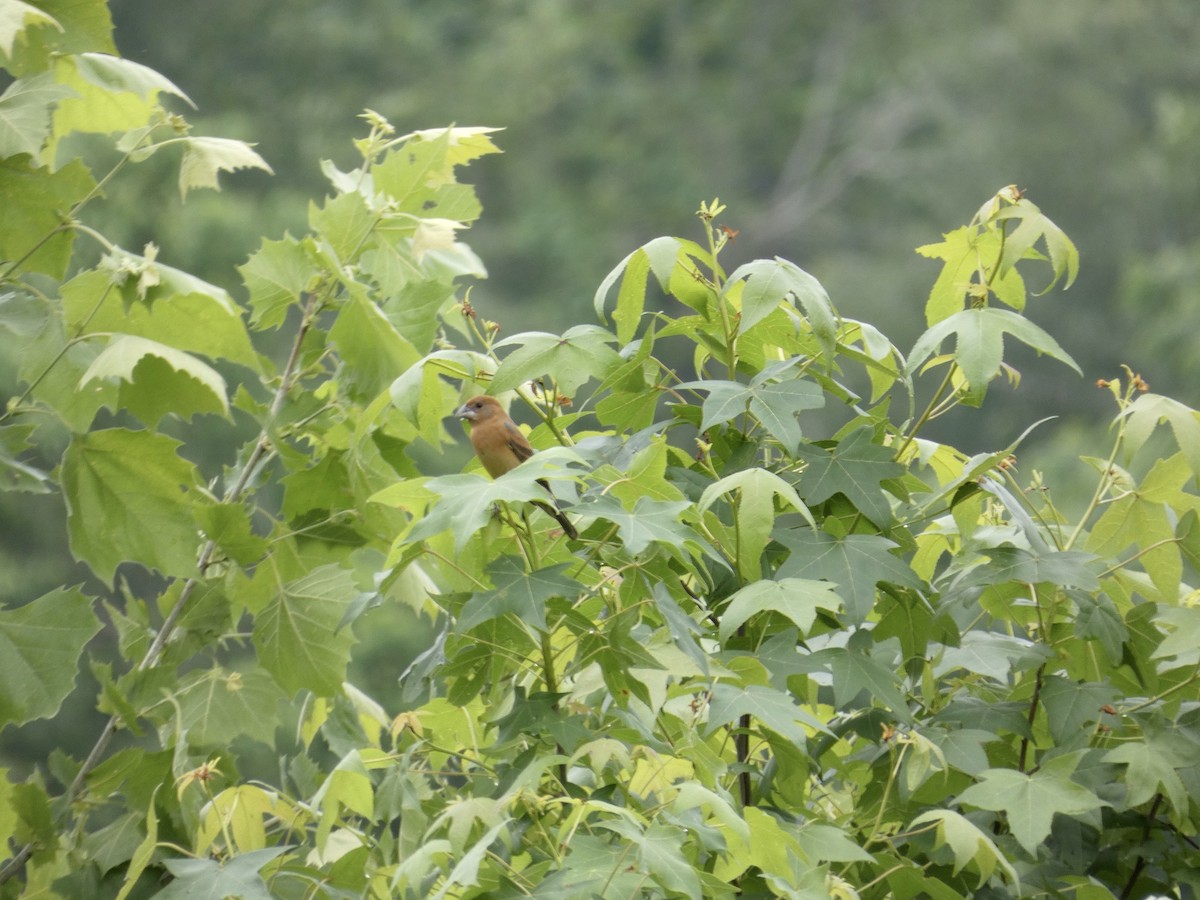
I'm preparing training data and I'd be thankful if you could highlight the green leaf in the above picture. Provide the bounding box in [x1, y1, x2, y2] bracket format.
[239, 235, 317, 330]
[0, 72, 73, 156]
[50, 52, 189, 147]
[584, 494, 698, 558]
[775, 529, 921, 623]
[808, 645, 913, 721]
[254, 564, 365, 696]
[956, 754, 1108, 855]
[680, 369, 825, 454]
[175, 667, 289, 747]
[61, 428, 206, 585]
[994, 197, 1079, 293]
[699, 467, 815, 580]
[0, 2, 62, 57]
[718, 578, 841, 643]
[0, 156, 94, 278]
[153, 847, 289, 900]
[1105, 731, 1196, 813]
[371, 128, 490, 222]
[916, 225, 985, 325]
[79, 334, 230, 423]
[177, 135, 272, 199]
[412, 450, 584, 551]
[3, 0, 114, 76]
[793, 427, 903, 528]
[309, 189, 375, 263]
[194, 501, 268, 567]
[1118, 393, 1200, 476]
[457, 557, 581, 633]
[62, 268, 260, 371]
[329, 291, 420, 400]
[491, 324, 622, 396]
[0, 586, 100, 725]
[1039, 676, 1118, 747]
[795, 822, 873, 863]
[910, 809, 1018, 887]
[706, 682, 831, 747]
[114, 789, 158, 900]
[961, 546, 1101, 591]
[723, 257, 838, 356]
[907, 307, 1081, 393]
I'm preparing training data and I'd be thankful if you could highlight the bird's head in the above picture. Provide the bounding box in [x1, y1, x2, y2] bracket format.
[454, 395, 503, 422]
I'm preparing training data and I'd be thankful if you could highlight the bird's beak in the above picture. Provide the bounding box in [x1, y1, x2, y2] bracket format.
[453, 403, 474, 420]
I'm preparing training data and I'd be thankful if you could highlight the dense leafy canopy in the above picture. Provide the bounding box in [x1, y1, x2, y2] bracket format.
[1, 3, 1199, 898]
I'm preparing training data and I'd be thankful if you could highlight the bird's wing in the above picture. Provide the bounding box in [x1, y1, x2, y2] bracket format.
[503, 420, 535, 462]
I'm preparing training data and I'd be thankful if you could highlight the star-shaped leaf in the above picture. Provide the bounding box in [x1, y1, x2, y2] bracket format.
[705, 683, 832, 748]
[774, 528, 921, 623]
[457, 557, 582, 633]
[1118, 393, 1200, 477]
[807, 645, 912, 721]
[584, 495, 697, 557]
[722, 257, 839, 355]
[907, 307, 1080, 394]
[793, 428, 903, 527]
[412, 448, 585, 551]
[680, 369, 824, 454]
[154, 846, 290, 900]
[718, 578, 841, 642]
[491, 324, 622, 395]
[956, 754, 1108, 856]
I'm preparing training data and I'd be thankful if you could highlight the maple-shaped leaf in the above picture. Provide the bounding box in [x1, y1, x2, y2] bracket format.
[253, 564, 366, 696]
[954, 546, 1101, 591]
[774, 527, 921, 623]
[154, 846, 289, 900]
[61, 428, 207, 586]
[717, 578, 841, 642]
[490, 324, 622, 396]
[705, 682, 831, 748]
[411, 449, 585, 551]
[79, 334, 230, 425]
[0, 586, 101, 726]
[1117, 393, 1200, 476]
[680, 362, 825, 455]
[909, 809, 1018, 888]
[722, 257, 839, 355]
[906, 307, 1080, 395]
[699, 467, 815, 581]
[584, 495, 701, 558]
[457, 557, 582, 633]
[1039, 675, 1118, 747]
[239, 235, 317, 330]
[177, 135, 272, 200]
[807, 644, 912, 721]
[1104, 729, 1198, 815]
[956, 753, 1108, 856]
[792, 427, 903, 527]
[1087, 452, 1190, 601]
[0, 3, 62, 57]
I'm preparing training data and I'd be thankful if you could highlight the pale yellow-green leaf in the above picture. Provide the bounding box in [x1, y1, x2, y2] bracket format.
[178, 135, 272, 199]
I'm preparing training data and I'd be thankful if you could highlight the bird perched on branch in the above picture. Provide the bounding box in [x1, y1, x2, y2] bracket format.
[454, 395, 578, 539]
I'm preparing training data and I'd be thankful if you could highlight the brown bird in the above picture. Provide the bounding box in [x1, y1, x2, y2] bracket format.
[454, 395, 578, 539]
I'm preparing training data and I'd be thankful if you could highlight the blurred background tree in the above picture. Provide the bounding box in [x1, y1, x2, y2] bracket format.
[2, 0, 1197, 759]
